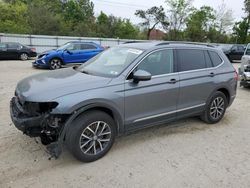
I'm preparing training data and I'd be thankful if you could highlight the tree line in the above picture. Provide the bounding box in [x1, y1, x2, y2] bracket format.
[0, 0, 249, 44]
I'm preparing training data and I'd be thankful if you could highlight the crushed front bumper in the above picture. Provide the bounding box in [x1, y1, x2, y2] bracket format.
[32, 59, 49, 69]
[10, 97, 44, 137]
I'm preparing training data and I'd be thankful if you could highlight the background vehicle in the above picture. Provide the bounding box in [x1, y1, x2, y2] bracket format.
[221, 44, 246, 62]
[239, 43, 250, 88]
[33, 41, 104, 69]
[10, 42, 237, 162]
[0, 42, 37, 60]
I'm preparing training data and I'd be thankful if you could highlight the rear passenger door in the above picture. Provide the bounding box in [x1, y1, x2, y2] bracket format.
[80, 44, 100, 62]
[176, 49, 214, 118]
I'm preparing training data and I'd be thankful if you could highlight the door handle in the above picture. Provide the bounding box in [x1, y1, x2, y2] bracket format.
[209, 72, 215, 77]
[167, 78, 178, 84]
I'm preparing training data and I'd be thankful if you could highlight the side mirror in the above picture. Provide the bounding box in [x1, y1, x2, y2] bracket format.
[133, 70, 152, 83]
[65, 49, 72, 54]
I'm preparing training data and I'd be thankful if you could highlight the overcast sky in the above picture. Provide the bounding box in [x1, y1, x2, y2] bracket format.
[92, 0, 246, 24]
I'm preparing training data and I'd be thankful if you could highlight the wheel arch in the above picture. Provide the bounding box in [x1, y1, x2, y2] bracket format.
[49, 56, 65, 65]
[207, 86, 231, 106]
[63, 103, 124, 138]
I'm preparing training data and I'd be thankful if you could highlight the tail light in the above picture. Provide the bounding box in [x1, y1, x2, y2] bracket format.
[31, 48, 36, 52]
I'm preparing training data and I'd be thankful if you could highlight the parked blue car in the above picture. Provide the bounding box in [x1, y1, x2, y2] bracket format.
[33, 41, 104, 69]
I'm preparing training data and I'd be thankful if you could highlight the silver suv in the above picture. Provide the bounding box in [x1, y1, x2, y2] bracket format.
[10, 42, 238, 162]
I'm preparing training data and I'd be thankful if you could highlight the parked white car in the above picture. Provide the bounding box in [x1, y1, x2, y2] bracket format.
[239, 43, 250, 88]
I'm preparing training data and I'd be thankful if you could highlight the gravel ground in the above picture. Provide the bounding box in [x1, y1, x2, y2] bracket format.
[0, 60, 249, 188]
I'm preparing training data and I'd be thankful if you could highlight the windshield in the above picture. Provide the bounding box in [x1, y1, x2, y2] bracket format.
[217, 44, 233, 52]
[77, 47, 143, 77]
[245, 44, 250, 55]
[57, 43, 73, 50]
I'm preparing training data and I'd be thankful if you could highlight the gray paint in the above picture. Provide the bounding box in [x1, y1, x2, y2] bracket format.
[15, 42, 237, 134]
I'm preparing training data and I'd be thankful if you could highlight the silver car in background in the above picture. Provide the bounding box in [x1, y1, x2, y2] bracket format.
[239, 43, 250, 88]
[10, 42, 238, 162]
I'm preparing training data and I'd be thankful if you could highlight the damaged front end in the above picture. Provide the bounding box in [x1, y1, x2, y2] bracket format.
[10, 96, 69, 158]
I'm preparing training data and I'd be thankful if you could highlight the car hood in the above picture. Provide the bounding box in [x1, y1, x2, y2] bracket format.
[16, 68, 112, 102]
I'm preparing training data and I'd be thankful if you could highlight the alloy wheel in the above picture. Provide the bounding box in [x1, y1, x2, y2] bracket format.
[79, 121, 112, 155]
[210, 97, 225, 120]
[50, 59, 61, 69]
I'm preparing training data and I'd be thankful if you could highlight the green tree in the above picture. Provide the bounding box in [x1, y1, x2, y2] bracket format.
[185, 6, 216, 42]
[166, 0, 194, 40]
[0, 1, 29, 33]
[135, 6, 169, 39]
[232, 18, 249, 43]
[27, 1, 63, 35]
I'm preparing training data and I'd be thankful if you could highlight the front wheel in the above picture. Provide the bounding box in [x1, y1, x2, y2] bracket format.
[66, 111, 116, 162]
[201, 91, 228, 124]
[49, 58, 62, 70]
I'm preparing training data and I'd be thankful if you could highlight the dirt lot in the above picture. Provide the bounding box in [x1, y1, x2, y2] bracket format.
[0, 60, 250, 188]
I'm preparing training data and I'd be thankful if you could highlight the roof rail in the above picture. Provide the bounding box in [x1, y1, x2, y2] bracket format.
[123, 41, 147, 44]
[156, 41, 215, 48]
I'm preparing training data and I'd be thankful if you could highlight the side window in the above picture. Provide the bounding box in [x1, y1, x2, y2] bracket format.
[177, 49, 206, 72]
[0, 43, 7, 49]
[66, 43, 74, 50]
[136, 49, 174, 76]
[204, 51, 213, 68]
[208, 51, 222, 67]
[81, 44, 97, 50]
[7, 43, 20, 49]
[231, 46, 237, 51]
[73, 44, 81, 50]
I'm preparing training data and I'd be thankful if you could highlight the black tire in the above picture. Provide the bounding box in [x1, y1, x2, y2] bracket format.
[49, 58, 62, 70]
[66, 111, 116, 162]
[20, 53, 28, 61]
[200, 91, 228, 124]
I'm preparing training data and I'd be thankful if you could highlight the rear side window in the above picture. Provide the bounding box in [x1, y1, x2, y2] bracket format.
[177, 49, 206, 72]
[81, 44, 97, 50]
[208, 51, 222, 67]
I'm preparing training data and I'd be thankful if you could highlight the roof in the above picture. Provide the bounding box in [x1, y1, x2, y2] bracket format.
[120, 41, 216, 50]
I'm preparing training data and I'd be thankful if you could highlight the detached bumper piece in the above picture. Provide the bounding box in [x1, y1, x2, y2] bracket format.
[10, 97, 45, 137]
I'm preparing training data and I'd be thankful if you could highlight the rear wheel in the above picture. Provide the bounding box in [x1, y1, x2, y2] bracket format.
[66, 111, 116, 162]
[49, 58, 62, 70]
[20, 53, 28, 61]
[201, 91, 228, 124]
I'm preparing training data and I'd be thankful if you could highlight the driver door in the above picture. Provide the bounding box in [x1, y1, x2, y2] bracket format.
[124, 49, 179, 131]
[63, 43, 82, 63]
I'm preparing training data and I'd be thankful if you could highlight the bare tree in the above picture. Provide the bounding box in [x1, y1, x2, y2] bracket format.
[216, 0, 234, 33]
[135, 6, 169, 40]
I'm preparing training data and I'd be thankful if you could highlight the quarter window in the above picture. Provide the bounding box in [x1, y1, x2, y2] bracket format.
[177, 49, 206, 72]
[208, 51, 222, 67]
[136, 49, 174, 76]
